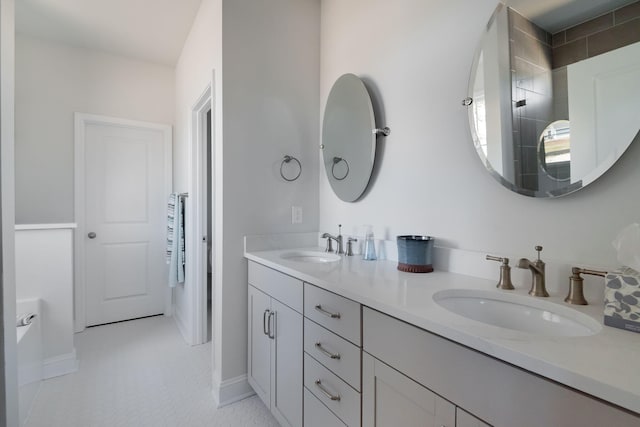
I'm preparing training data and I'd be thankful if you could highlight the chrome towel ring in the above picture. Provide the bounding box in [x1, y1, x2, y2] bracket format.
[280, 155, 302, 182]
[331, 157, 349, 181]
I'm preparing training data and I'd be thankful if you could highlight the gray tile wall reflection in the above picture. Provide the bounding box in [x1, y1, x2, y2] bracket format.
[509, 8, 553, 192]
[552, 0, 640, 68]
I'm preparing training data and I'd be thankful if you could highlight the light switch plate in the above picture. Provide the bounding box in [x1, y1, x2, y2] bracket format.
[291, 206, 303, 224]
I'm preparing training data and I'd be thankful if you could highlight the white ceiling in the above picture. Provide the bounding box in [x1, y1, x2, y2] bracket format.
[16, 0, 203, 65]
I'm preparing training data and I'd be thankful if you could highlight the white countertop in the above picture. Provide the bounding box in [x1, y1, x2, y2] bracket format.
[245, 247, 640, 415]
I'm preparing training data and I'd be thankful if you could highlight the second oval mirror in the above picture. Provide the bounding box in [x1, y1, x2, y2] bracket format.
[467, 1, 640, 197]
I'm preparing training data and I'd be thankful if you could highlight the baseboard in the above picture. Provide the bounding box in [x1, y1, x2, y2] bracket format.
[43, 349, 78, 379]
[212, 374, 255, 408]
[173, 305, 191, 345]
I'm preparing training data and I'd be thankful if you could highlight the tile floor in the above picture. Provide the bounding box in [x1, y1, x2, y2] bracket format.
[25, 316, 279, 427]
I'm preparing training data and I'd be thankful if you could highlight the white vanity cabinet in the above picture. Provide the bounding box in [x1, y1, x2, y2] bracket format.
[248, 262, 303, 427]
[303, 283, 362, 427]
[245, 254, 640, 427]
[362, 307, 639, 427]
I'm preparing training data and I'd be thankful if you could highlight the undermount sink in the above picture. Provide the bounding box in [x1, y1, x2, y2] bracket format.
[433, 289, 602, 337]
[280, 250, 341, 264]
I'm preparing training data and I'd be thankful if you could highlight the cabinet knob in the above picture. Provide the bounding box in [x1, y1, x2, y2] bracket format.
[87, 232, 97, 239]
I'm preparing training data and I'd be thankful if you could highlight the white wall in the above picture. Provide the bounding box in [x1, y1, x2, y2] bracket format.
[173, 0, 320, 404]
[1, 0, 18, 424]
[173, 0, 222, 349]
[319, 0, 640, 268]
[217, 0, 320, 402]
[15, 35, 175, 224]
[15, 227, 76, 378]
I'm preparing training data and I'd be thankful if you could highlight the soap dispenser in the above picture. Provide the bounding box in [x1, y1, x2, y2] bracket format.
[363, 226, 377, 261]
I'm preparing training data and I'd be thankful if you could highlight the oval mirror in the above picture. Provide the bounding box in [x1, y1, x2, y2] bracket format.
[467, 1, 640, 197]
[322, 74, 377, 202]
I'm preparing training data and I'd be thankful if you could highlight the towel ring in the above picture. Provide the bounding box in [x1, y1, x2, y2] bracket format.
[331, 157, 349, 181]
[280, 155, 302, 182]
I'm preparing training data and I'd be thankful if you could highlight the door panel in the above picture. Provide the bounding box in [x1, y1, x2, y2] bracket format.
[457, 408, 492, 427]
[363, 352, 455, 427]
[84, 122, 168, 326]
[248, 285, 271, 407]
[271, 299, 302, 427]
[103, 242, 148, 299]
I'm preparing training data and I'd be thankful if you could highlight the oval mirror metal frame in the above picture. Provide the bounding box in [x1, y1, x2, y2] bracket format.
[466, 1, 640, 198]
[322, 73, 377, 202]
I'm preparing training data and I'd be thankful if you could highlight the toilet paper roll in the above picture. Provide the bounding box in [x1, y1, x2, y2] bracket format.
[16, 313, 37, 327]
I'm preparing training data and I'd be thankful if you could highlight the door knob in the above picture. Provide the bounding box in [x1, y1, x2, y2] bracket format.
[88, 232, 97, 239]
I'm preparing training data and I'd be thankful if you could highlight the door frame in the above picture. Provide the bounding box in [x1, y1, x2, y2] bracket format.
[73, 113, 173, 333]
[187, 85, 213, 345]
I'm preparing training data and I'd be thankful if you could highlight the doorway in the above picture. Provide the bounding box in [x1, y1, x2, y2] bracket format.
[205, 109, 212, 342]
[187, 85, 213, 346]
[74, 114, 173, 330]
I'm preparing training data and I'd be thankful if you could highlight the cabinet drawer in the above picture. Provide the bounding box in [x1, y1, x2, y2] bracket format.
[304, 319, 361, 391]
[248, 261, 303, 313]
[304, 283, 361, 345]
[304, 388, 346, 427]
[304, 353, 360, 427]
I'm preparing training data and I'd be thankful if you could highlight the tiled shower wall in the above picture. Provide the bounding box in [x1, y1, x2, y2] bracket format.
[508, 9, 553, 192]
[552, 1, 640, 68]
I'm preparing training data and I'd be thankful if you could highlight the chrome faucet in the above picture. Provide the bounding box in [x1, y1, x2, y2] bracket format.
[517, 246, 548, 297]
[322, 224, 344, 255]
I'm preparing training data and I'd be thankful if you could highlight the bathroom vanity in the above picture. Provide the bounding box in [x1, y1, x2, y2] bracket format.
[245, 246, 640, 427]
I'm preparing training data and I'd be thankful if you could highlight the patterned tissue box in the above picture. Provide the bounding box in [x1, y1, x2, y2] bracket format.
[604, 267, 640, 333]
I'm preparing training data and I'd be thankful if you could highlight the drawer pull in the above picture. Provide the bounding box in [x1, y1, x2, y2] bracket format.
[315, 342, 341, 360]
[314, 379, 341, 401]
[314, 304, 341, 319]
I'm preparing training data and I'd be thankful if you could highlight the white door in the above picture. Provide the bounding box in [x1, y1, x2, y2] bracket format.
[81, 116, 171, 326]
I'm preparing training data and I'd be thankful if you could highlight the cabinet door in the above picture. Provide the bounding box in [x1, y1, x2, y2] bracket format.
[271, 299, 303, 427]
[248, 285, 271, 407]
[363, 352, 455, 427]
[456, 408, 491, 427]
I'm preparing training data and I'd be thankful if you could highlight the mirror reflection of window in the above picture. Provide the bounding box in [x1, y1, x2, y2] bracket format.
[473, 96, 488, 157]
[472, 54, 488, 157]
[539, 120, 571, 181]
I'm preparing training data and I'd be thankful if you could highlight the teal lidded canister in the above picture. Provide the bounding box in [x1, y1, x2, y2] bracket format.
[397, 235, 434, 273]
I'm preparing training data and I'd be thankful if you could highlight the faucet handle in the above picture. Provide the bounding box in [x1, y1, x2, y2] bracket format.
[565, 267, 607, 305]
[535, 245, 543, 260]
[486, 255, 508, 265]
[324, 236, 334, 253]
[346, 237, 357, 256]
[486, 255, 515, 290]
